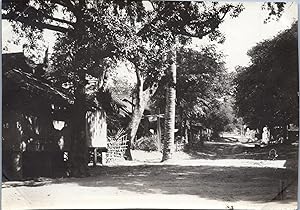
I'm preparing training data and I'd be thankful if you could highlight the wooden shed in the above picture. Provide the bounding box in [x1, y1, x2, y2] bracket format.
[2, 53, 108, 180]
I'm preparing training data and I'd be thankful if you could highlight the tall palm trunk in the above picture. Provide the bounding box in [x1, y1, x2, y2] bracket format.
[162, 49, 177, 161]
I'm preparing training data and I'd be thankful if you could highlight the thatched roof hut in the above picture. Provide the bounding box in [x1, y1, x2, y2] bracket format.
[2, 52, 108, 179]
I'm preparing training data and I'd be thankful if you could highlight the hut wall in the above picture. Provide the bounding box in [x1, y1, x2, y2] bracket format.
[2, 109, 24, 180]
[2, 102, 68, 180]
[86, 110, 107, 148]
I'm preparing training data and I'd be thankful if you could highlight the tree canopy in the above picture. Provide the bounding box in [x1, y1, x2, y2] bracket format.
[176, 46, 226, 120]
[152, 45, 231, 132]
[234, 22, 298, 129]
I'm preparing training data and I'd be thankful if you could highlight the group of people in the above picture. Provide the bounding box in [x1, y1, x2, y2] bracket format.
[244, 125, 270, 145]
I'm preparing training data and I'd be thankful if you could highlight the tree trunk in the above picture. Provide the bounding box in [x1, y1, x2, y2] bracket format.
[124, 103, 145, 160]
[162, 49, 177, 161]
[10, 150, 23, 180]
[184, 119, 190, 144]
[124, 68, 158, 160]
[69, 80, 89, 177]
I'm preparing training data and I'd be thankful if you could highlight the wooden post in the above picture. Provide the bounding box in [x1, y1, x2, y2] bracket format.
[93, 148, 97, 167]
[131, 94, 134, 114]
[279, 179, 286, 200]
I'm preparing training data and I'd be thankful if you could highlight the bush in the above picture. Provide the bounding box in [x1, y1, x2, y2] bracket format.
[133, 135, 159, 152]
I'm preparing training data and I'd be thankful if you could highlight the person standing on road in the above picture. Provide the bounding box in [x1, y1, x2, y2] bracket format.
[262, 125, 270, 145]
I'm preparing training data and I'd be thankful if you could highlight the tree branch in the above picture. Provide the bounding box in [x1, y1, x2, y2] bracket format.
[3, 13, 71, 33]
[176, 26, 216, 39]
[150, 1, 156, 10]
[51, 0, 76, 13]
[25, 6, 75, 27]
[32, 20, 71, 33]
[46, 15, 75, 26]
[3, 2, 75, 32]
[219, 6, 231, 21]
[135, 68, 144, 108]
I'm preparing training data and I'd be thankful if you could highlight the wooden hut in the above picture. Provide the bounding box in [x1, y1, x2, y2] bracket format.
[3, 53, 74, 180]
[3, 53, 108, 180]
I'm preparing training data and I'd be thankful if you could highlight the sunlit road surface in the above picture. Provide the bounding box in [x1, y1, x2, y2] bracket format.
[2, 191, 297, 210]
[2, 149, 297, 210]
[118, 158, 287, 169]
[3, 157, 297, 210]
[116, 150, 287, 169]
[3, 161, 297, 210]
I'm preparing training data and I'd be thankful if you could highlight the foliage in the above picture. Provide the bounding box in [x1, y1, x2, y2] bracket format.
[106, 62, 135, 98]
[139, 2, 243, 43]
[262, 2, 286, 23]
[153, 45, 230, 133]
[205, 98, 235, 136]
[204, 72, 240, 135]
[2, 0, 244, 112]
[136, 1, 244, 86]
[121, 2, 244, 161]
[2, 0, 149, 175]
[176, 46, 227, 118]
[133, 135, 160, 152]
[2, 0, 291, 168]
[51, 12, 137, 88]
[141, 3, 244, 159]
[234, 22, 298, 129]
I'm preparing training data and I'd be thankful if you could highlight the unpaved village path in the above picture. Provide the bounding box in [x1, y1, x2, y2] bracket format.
[2, 149, 298, 210]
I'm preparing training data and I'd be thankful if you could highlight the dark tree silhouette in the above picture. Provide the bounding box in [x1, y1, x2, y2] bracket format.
[235, 22, 298, 130]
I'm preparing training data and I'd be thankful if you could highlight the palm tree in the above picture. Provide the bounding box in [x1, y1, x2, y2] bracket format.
[162, 49, 177, 161]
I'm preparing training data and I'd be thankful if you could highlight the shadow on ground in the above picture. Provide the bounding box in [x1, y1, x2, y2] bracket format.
[185, 141, 298, 164]
[2, 134, 298, 206]
[60, 164, 298, 203]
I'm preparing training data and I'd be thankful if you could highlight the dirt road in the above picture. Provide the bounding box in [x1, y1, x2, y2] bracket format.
[2, 150, 298, 210]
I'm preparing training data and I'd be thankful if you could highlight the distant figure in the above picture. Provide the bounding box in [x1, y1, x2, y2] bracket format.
[243, 125, 247, 136]
[254, 129, 260, 141]
[262, 125, 270, 145]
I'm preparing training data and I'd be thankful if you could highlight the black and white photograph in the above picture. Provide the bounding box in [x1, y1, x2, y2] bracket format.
[1, 1, 299, 209]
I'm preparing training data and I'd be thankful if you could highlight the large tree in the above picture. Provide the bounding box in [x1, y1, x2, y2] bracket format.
[234, 22, 298, 130]
[115, 1, 244, 161]
[154, 46, 229, 145]
[176, 46, 227, 124]
[139, 2, 243, 161]
[156, 2, 288, 160]
[3, 0, 147, 176]
[123, 42, 169, 160]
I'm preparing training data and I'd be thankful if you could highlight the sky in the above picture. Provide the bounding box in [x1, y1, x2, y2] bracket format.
[190, 2, 298, 71]
[2, 1, 298, 72]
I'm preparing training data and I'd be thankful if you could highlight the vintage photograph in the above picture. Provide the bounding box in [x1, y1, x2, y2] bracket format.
[2, 1, 298, 209]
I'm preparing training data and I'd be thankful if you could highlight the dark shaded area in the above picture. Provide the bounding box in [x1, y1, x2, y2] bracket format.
[2, 163, 297, 203]
[43, 164, 298, 203]
[22, 151, 67, 178]
[2, 179, 53, 188]
[2, 53, 34, 74]
[2, 151, 68, 181]
[184, 140, 298, 164]
[234, 22, 298, 129]
[2, 53, 73, 180]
